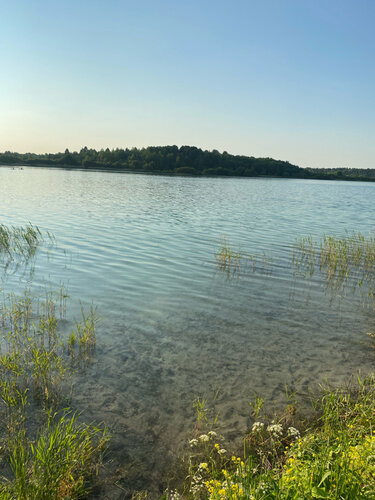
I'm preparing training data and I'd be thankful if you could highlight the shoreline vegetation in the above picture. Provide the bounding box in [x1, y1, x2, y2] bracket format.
[0, 226, 108, 499]
[162, 233, 375, 500]
[162, 375, 375, 500]
[1, 146, 375, 182]
[0, 288, 108, 499]
[2, 224, 375, 498]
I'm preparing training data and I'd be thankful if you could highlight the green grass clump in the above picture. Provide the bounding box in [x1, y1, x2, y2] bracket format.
[1, 411, 108, 499]
[0, 291, 66, 407]
[67, 306, 99, 368]
[0, 291, 108, 498]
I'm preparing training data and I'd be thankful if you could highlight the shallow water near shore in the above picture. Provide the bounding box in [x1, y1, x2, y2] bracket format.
[1, 167, 375, 497]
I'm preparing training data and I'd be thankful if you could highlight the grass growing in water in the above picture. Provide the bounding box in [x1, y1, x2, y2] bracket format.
[293, 231, 375, 298]
[0, 223, 54, 277]
[0, 223, 51, 259]
[1, 411, 108, 499]
[0, 290, 108, 498]
[215, 238, 273, 278]
[215, 238, 243, 277]
[68, 306, 99, 367]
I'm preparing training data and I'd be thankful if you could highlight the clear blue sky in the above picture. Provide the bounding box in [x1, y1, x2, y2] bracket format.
[1, 0, 374, 168]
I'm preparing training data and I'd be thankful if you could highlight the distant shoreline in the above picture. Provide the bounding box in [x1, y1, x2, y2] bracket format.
[1, 145, 374, 182]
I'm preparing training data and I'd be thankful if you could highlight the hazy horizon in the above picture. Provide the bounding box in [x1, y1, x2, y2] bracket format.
[1, 0, 374, 169]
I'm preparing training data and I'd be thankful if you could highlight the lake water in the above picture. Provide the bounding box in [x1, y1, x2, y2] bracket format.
[1, 167, 375, 497]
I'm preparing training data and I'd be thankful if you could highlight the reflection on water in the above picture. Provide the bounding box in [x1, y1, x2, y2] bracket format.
[0, 167, 375, 496]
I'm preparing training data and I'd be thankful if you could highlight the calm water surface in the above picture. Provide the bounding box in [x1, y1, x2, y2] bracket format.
[1, 167, 375, 496]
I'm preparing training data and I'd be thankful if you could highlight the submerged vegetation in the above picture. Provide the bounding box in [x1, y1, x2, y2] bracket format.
[0, 290, 108, 498]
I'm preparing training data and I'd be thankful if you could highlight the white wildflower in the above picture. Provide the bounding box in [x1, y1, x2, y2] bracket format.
[287, 426, 300, 438]
[199, 434, 210, 442]
[168, 490, 181, 500]
[267, 423, 283, 437]
[252, 421, 264, 433]
[208, 430, 217, 438]
[189, 438, 198, 447]
[259, 480, 266, 492]
[218, 448, 227, 455]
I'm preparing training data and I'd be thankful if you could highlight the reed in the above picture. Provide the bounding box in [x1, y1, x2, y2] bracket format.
[0, 223, 43, 259]
[215, 237, 273, 278]
[0, 223, 54, 278]
[215, 237, 243, 276]
[293, 231, 375, 299]
[67, 306, 99, 367]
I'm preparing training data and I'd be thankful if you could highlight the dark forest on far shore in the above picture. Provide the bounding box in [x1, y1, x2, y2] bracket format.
[1, 146, 374, 182]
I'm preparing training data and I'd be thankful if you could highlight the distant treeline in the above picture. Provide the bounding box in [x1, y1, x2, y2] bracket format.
[307, 167, 375, 182]
[0, 146, 373, 181]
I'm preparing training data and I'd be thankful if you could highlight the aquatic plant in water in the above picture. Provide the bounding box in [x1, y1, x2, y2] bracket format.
[0, 223, 45, 257]
[0, 223, 54, 276]
[0, 290, 108, 498]
[293, 231, 375, 300]
[215, 237, 273, 278]
[215, 237, 243, 276]
[67, 306, 99, 368]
